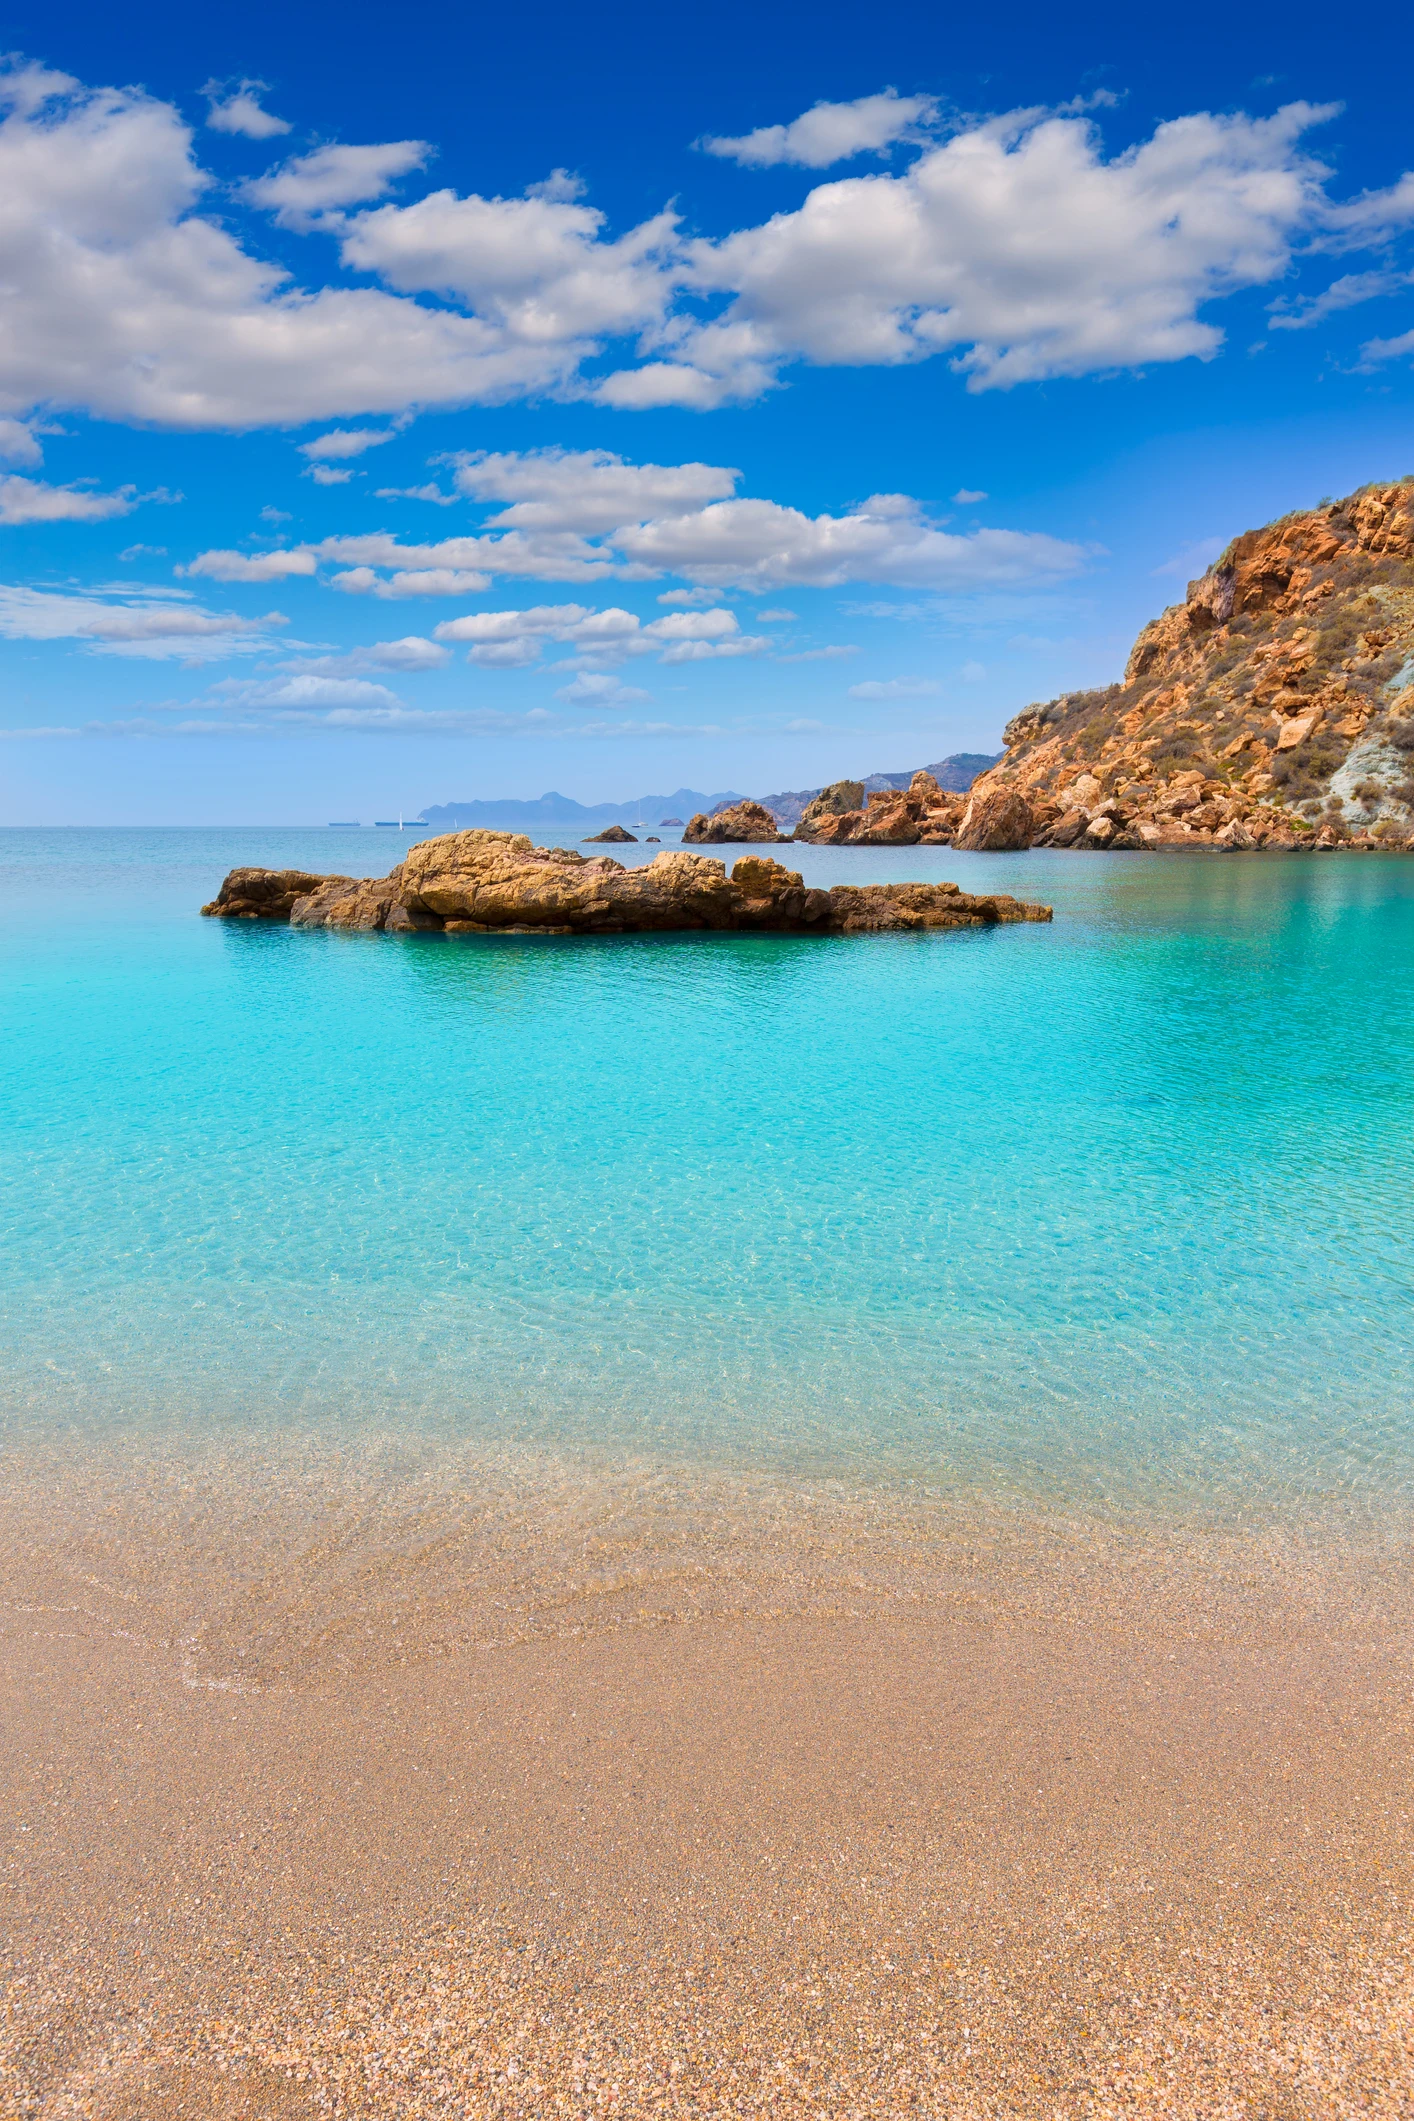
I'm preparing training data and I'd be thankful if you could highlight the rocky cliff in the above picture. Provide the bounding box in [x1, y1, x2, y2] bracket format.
[973, 479, 1414, 850]
[202, 832, 1052, 936]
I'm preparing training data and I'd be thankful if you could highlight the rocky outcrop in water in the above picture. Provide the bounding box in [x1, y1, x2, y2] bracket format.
[793, 771, 964, 846]
[585, 825, 637, 842]
[682, 800, 789, 843]
[201, 833, 1052, 936]
[974, 479, 1414, 850]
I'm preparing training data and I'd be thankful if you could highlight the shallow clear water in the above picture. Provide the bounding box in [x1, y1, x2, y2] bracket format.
[3, 827, 1413, 1523]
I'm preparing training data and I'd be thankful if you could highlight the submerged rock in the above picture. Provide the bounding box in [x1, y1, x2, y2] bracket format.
[201, 832, 1052, 937]
[682, 799, 789, 843]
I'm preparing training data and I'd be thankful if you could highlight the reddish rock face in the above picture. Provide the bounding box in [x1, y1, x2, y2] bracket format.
[682, 800, 788, 844]
[792, 772, 965, 847]
[200, 833, 1053, 936]
[978, 477, 1414, 851]
[954, 788, 1037, 852]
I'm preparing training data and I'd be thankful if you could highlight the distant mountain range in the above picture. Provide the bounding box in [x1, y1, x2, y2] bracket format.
[420, 755, 1000, 836]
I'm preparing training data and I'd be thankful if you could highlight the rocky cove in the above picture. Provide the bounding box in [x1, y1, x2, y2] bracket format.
[201, 833, 1053, 936]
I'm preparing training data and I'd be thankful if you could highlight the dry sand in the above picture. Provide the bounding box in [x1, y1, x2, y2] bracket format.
[2, 1432, 1412, 2118]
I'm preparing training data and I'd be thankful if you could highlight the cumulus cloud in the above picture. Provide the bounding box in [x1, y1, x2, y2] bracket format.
[849, 676, 941, 699]
[447, 448, 739, 532]
[0, 73, 581, 427]
[0, 419, 43, 466]
[329, 564, 493, 597]
[0, 474, 138, 523]
[244, 140, 431, 227]
[291, 635, 451, 675]
[613, 494, 1085, 589]
[555, 671, 651, 706]
[182, 547, 318, 581]
[210, 673, 403, 709]
[953, 487, 988, 504]
[299, 427, 397, 459]
[657, 104, 1347, 400]
[433, 602, 643, 667]
[203, 80, 290, 141]
[0, 583, 286, 658]
[336, 191, 678, 343]
[700, 89, 937, 170]
[0, 62, 1410, 434]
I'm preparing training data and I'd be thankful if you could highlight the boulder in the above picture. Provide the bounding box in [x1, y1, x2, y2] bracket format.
[954, 787, 1037, 852]
[682, 800, 788, 843]
[584, 824, 637, 842]
[793, 779, 866, 840]
[202, 832, 1053, 937]
[199, 868, 340, 919]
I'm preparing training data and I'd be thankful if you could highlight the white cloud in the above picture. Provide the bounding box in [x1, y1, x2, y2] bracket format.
[555, 671, 651, 706]
[292, 635, 450, 674]
[1268, 270, 1412, 329]
[953, 488, 988, 504]
[1317, 170, 1414, 244]
[447, 448, 738, 532]
[0, 75, 580, 428]
[305, 464, 355, 484]
[0, 583, 286, 658]
[640, 102, 1347, 401]
[337, 192, 678, 342]
[330, 564, 492, 597]
[0, 418, 43, 466]
[640, 607, 738, 641]
[849, 676, 941, 699]
[656, 634, 767, 663]
[0, 474, 137, 523]
[701, 89, 937, 170]
[0, 64, 1406, 435]
[757, 606, 797, 621]
[434, 602, 643, 667]
[300, 427, 396, 459]
[244, 140, 431, 227]
[1358, 327, 1414, 367]
[613, 494, 1085, 589]
[375, 482, 456, 505]
[183, 547, 317, 582]
[657, 585, 723, 606]
[203, 80, 290, 141]
[212, 673, 404, 709]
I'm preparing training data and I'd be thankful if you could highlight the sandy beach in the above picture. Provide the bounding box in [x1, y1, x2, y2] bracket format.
[4, 1436, 1412, 2119]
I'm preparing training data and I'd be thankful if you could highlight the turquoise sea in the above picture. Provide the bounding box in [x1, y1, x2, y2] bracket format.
[4, 827, 1414, 1532]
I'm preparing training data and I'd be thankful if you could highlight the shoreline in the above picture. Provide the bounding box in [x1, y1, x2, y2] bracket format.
[5, 1432, 1413, 2117]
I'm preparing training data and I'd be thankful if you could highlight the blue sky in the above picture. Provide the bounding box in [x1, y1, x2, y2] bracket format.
[2, 0, 1413, 823]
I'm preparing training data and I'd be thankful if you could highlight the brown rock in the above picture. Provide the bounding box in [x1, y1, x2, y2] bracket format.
[682, 800, 788, 843]
[955, 787, 1036, 851]
[200, 868, 342, 919]
[584, 824, 637, 842]
[202, 832, 1053, 938]
[792, 779, 866, 840]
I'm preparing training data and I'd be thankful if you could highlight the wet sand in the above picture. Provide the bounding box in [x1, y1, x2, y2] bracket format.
[3, 1435, 1413, 2117]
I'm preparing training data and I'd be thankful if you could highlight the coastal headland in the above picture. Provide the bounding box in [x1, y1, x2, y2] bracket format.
[201, 836, 1053, 934]
[668, 478, 1414, 857]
